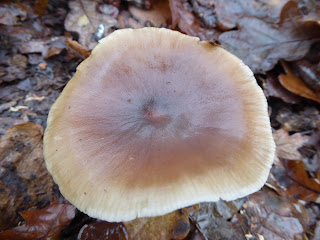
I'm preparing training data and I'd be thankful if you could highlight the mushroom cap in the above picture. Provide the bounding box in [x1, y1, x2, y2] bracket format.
[43, 28, 275, 222]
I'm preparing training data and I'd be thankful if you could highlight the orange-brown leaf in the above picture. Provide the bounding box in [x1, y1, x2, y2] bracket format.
[279, 60, 320, 104]
[0, 203, 75, 240]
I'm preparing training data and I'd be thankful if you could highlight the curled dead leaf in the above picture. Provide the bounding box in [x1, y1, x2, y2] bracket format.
[279, 60, 320, 104]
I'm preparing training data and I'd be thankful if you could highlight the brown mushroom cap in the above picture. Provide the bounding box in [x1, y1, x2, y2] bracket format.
[43, 28, 275, 222]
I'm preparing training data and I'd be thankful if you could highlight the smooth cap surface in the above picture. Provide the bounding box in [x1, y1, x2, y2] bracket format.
[43, 28, 275, 222]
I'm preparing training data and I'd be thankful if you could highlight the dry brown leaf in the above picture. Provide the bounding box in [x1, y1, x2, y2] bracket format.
[284, 160, 320, 193]
[268, 159, 320, 203]
[275, 107, 320, 132]
[279, 60, 320, 104]
[66, 38, 91, 59]
[0, 123, 54, 231]
[204, 0, 288, 31]
[124, 207, 194, 240]
[17, 36, 66, 59]
[129, 0, 171, 27]
[219, 1, 320, 73]
[64, 0, 118, 49]
[263, 73, 301, 104]
[273, 129, 309, 163]
[169, 0, 221, 42]
[0, 203, 75, 240]
[34, 0, 49, 16]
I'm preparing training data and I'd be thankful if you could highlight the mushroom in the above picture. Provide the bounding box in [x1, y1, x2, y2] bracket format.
[43, 28, 275, 222]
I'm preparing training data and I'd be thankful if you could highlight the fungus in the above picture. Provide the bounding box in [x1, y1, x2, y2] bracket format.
[43, 28, 275, 222]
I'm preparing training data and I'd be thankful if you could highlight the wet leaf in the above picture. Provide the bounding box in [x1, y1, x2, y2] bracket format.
[77, 221, 128, 240]
[0, 123, 54, 231]
[191, 199, 244, 239]
[279, 60, 320, 104]
[244, 188, 310, 239]
[0, 203, 75, 240]
[219, 1, 320, 73]
[124, 207, 194, 240]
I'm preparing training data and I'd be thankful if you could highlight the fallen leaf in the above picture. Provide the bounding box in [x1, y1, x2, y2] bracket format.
[34, 0, 49, 16]
[268, 159, 320, 203]
[245, 188, 310, 239]
[293, 59, 320, 95]
[66, 38, 91, 59]
[17, 36, 66, 58]
[169, 0, 221, 42]
[273, 129, 309, 163]
[129, 0, 171, 27]
[0, 2, 28, 26]
[263, 73, 301, 104]
[284, 160, 320, 193]
[124, 207, 194, 240]
[77, 221, 128, 240]
[191, 199, 245, 239]
[275, 107, 320, 132]
[0, 123, 54, 231]
[219, 1, 320, 73]
[279, 60, 320, 104]
[0, 203, 75, 240]
[197, 0, 288, 31]
[64, 0, 118, 49]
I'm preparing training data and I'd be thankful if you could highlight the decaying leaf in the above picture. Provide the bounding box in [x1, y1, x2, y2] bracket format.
[191, 199, 244, 239]
[0, 2, 28, 26]
[169, 0, 221, 42]
[263, 73, 301, 104]
[244, 188, 310, 239]
[124, 207, 195, 240]
[275, 107, 320, 132]
[64, 0, 118, 49]
[269, 159, 320, 203]
[66, 38, 91, 59]
[293, 59, 320, 95]
[77, 221, 128, 240]
[273, 128, 308, 162]
[0, 123, 54, 231]
[17, 36, 66, 59]
[0, 203, 75, 240]
[284, 160, 320, 194]
[195, 0, 288, 31]
[219, 1, 320, 73]
[279, 60, 320, 104]
[273, 129, 309, 164]
[129, 0, 171, 27]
